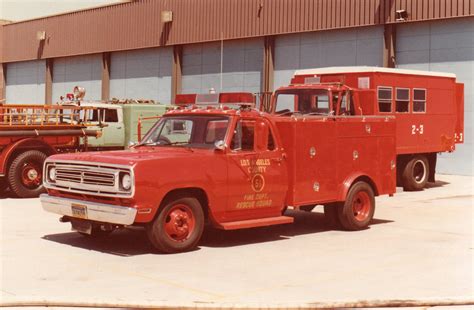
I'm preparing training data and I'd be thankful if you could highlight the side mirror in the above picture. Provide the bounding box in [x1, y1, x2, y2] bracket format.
[214, 140, 226, 151]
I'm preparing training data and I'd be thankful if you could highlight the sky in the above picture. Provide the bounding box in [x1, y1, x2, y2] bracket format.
[0, 0, 123, 22]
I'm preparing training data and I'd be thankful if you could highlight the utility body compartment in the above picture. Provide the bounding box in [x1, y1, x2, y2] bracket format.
[275, 115, 396, 207]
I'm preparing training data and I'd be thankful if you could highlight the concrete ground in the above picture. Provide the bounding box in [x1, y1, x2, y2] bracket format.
[0, 175, 473, 309]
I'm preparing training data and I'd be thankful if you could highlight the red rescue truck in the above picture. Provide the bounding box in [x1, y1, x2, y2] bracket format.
[41, 92, 396, 253]
[271, 67, 464, 191]
[0, 104, 99, 198]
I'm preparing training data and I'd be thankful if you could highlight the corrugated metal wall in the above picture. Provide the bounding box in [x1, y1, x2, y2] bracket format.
[1, 0, 473, 63]
[5, 60, 45, 104]
[110, 47, 173, 103]
[52, 54, 102, 102]
[397, 17, 474, 176]
[273, 25, 384, 90]
[181, 38, 263, 94]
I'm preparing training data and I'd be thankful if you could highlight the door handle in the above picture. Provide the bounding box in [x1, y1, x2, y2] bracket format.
[117, 126, 122, 129]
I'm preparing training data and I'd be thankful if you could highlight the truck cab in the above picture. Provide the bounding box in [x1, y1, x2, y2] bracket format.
[41, 92, 396, 253]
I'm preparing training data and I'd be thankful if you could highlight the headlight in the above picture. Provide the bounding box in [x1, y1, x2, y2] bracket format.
[49, 167, 57, 182]
[121, 173, 132, 190]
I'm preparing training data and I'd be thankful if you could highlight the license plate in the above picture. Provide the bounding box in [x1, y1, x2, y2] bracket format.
[71, 203, 87, 219]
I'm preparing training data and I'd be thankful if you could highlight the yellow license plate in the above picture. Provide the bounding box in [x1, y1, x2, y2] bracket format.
[71, 203, 87, 219]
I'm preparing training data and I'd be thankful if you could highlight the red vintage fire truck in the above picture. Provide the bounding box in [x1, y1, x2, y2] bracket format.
[41, 92, 396, 253]
[0, 104, 99, 198]
[274, 67, 464, 191]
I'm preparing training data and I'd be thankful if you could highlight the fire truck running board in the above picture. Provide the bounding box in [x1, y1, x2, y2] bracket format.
[218, 216, 294, 230]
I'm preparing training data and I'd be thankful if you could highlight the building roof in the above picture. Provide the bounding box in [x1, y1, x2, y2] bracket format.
[294, 66, 457, 78]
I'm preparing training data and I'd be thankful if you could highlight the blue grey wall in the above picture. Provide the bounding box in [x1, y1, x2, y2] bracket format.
[397, 17, 474, 176]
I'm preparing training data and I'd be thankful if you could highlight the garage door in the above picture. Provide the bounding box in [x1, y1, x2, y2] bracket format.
[110, 47, 172, 104]
[397, 17, 474, 175]
[52, 54, 102, 102]
[6, 60, 45, 104]
[274, 26, 384, 89]
[182, 38, 263, 94]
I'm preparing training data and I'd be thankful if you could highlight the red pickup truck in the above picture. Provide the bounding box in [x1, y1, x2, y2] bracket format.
[41, 92, 396, 253]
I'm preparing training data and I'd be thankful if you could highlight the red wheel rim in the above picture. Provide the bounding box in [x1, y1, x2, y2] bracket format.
[21, 162, 42, 188]
[352, 191, 371, 222]
[163, 204, 196, 242]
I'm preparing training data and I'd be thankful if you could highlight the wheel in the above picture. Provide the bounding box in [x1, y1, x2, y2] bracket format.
[8, 150, 48, 198]
[146, 196, 204, 253]
[401, 155, 429, 191]
[323, 203, 342, 229]
[337, 181, 375, 231]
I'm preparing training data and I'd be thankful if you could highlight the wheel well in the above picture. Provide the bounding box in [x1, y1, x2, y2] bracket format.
[158, 187, 209, 220]
[3, 141, 55, 176]
[353, 175, 379, 196]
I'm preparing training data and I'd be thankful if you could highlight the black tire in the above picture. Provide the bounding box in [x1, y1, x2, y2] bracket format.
[8, 150, 48, 198]
[323, 203, 342, 229]
[146, 196, 204, 254]
[337, 181, 375, 231]
[402, 155, 429, 191]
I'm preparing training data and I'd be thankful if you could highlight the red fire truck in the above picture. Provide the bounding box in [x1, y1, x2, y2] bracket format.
[41, 92, 396, 253]
[271, 67, 464, 191]
[0, 104, 99, 198]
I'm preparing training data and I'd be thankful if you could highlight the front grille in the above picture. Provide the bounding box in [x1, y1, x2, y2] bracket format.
[56, 168, 115, 187]
[44, 161, 133, 198]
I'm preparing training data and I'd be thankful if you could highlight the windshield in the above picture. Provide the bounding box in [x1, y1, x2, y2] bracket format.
[274, 89, 331, 115]
[140, 115, 230, 148]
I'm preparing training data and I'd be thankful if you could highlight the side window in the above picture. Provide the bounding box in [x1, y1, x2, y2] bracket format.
[413, 89, 426, 113]
[205, 119, 229, 144]
[275, 94, 296, 114]
[104, 109, 119, 122]
[378, 87, 392, 113]
[396, 88, 410, 113]
[231, 121, 255, 151]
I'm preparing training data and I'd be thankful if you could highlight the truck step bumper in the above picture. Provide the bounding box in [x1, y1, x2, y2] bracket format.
[218, 215, 294, 230]
[40, 194, 137, 226]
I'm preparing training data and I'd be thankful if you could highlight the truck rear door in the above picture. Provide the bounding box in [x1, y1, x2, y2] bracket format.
[225, 118, 288, 222]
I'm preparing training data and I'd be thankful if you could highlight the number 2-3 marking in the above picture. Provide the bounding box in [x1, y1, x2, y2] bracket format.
[412, 124, 424, 135]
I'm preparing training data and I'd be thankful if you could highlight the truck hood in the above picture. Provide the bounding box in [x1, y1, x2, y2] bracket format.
[49, 147, 211, 166]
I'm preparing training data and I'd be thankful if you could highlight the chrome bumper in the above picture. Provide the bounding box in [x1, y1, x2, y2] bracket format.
[40, 194, 137, 225]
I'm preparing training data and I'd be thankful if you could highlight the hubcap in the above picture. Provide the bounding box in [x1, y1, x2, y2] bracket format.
[413, 160, 426, 184]
[352, 191, 371, 222]
[164, 204, 196, 242]
[21, 163, 42, 188]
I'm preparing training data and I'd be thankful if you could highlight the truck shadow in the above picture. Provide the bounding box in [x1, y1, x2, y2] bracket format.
[200, 210, 392, 248]
[425, 180, 450, 189]
[42, 210, 392, 256]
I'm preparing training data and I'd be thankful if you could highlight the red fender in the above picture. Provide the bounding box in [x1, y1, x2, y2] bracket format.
[0, 138, 56, 176]
[337, 172, 379, 202]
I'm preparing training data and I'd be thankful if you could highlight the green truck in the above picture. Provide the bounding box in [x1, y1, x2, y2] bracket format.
[77, 100, 171, 150]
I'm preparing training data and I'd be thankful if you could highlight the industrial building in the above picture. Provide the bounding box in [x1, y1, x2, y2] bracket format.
[0, 0, 472, 175]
